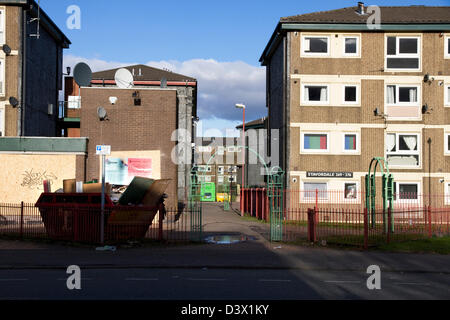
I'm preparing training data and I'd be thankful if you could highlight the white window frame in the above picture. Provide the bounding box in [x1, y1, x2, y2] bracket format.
[342, 132, 360, 154]
[343, 36, 359, 57]
[218, 166, 224, 175]
[445, 133, 450, 156]
[342, 84, 360, 105]
[301, 35, 330, 57]
[227, 146, 237, 153]
[0, 8, 5, 46]
[0, 58, 4, 97]
[393, 181, 421, 204]
[342, 181, 360, 202]
[301, 84, 330, 105]
[445, 85, 450, 107]
[198, 146, 212, 153]
[0, 104, 4, 137]
[301, 132, 329, 154]
[385, 132, 421, 169]
[301, 181, 329, 203]
[445, 35, 450, 59]
[385, 84, 421, 107]
[445, 182, 450, 205]
[385, 35, 421, 72]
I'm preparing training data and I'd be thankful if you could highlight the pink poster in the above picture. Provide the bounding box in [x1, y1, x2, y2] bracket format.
[127, 158, 152, 178]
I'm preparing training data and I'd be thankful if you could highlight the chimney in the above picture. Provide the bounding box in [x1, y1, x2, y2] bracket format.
[138, 68, 142, 76]
[357, 2, 365, 15]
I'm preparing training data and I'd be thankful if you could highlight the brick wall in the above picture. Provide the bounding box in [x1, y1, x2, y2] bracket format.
[80, 87, 179, 208]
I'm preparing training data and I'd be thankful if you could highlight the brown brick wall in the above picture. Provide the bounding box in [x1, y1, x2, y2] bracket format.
[3, 6, 21, 136]
[80, 87, 178, 207]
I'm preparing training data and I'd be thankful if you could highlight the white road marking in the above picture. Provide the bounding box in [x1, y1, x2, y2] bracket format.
[56, 278, 93, 281]
[125, 278, 159, 281]
[187, 278, 226, 281]
[0, 279, 28, 281]
[258, 279, 292, 282]
[324, 280, 360, 283]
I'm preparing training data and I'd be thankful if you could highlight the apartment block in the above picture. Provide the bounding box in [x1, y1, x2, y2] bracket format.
[0, 0, 70, 137]
[260, 3, 450, 205]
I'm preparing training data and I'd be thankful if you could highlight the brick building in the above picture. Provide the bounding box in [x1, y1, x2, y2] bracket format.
[65, 65, 197, 208]
[260, 3, 450, 206]
[0, 0, 70, 137]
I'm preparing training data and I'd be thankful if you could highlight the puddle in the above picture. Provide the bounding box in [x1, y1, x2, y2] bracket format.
[204, 234, 257, 244]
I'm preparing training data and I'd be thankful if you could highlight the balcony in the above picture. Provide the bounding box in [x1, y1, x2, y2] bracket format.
[58, 100, 81, 121]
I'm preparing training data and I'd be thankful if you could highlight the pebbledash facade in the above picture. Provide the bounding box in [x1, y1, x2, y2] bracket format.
[260, 3, 450, 206]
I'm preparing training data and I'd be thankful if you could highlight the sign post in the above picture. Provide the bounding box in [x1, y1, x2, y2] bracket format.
[96, 145, 111, 244]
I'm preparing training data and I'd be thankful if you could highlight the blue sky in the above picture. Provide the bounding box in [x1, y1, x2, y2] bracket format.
[41, 0, 450, 136]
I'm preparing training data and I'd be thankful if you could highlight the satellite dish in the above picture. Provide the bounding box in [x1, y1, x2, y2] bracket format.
[9, 96, 19, 108]
[114, 68, 134, 89]
[97, 107, 108, 121]
[73, 62, 92, 87]
[2, 44, 11, 55]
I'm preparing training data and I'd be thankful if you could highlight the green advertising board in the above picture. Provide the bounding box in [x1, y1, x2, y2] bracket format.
[201, 182, 216, 202]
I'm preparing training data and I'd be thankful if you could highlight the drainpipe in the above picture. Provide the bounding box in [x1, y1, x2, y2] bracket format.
[18, 9, 28, 136]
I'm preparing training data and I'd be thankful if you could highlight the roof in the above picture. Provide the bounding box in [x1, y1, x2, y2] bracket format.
[92, 64, 196, 82]
[236, 117, 266, 130]
[281, 5, 450, 24]
[260, 4, 450, 65]
[0, 0, 71, 48]
[196, 137, 238, 147]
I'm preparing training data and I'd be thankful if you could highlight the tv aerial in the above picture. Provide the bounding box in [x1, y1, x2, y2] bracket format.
[114, 68, 134, 89]
[73, 62, 93, 87]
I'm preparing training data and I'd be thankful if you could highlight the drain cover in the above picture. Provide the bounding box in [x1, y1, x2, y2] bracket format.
[204, 234, 256, 244]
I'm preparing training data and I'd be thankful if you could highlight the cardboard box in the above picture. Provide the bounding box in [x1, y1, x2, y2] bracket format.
[82, 183, 111, 194]
[63, 179, 76, 193]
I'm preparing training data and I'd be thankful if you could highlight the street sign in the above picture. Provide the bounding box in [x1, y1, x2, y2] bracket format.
[96, 145, 111, 155]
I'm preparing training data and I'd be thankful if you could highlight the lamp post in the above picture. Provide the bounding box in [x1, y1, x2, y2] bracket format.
[236, 104, 246, 189]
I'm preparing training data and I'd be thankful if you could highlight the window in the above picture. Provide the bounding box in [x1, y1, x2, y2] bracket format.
[343, 133, 358, 152]
[302, 133, 328, 152]
[0, 106, 4, 136]
[217, 146, 225, 156]
[394, 182, 419, 201]
[445, 134, 450, 155]
[218, 166, 224, 175]
[386, 85, 419, 105]
[386, 133, 420, 167]
[304, 182, 328, 200]
[302, 85, 329, 104]
[445, 85, 450, 107]
[343, 37, 358, 55]
[0, 10, 4, 44]
[445, 183, 450, 205]
[0, 59, 4, 95]
[218, 176, 224, 184]
[445, 36, 450, 58]
[227, 146, 237, 153]
[198, 146, 212, 153]
[228, 176, 237, 183]
[302, 36, 329, 55]
[198, 165, 212, 172]
[344, 183, 357, 199]
[386, 36, 420, 70]
[343, 85, 358, 104]
[68, 96, 81, 109]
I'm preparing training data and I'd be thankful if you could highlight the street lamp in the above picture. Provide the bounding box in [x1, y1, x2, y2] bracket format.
[236, 104, 246, 190]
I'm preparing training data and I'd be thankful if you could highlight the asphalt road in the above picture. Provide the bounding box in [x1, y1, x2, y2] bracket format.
[0, 267, 448, 300]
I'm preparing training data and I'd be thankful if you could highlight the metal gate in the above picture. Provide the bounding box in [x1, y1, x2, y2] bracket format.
[268, 167, 285, 242]
[189, 166, 202, 241]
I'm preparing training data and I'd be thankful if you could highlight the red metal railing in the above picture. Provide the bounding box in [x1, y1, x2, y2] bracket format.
[240, 189, 450, 247]
[0, 203, 193, 244]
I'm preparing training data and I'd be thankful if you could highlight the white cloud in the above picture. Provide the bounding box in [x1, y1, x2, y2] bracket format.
[64, 55, 266, 128]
